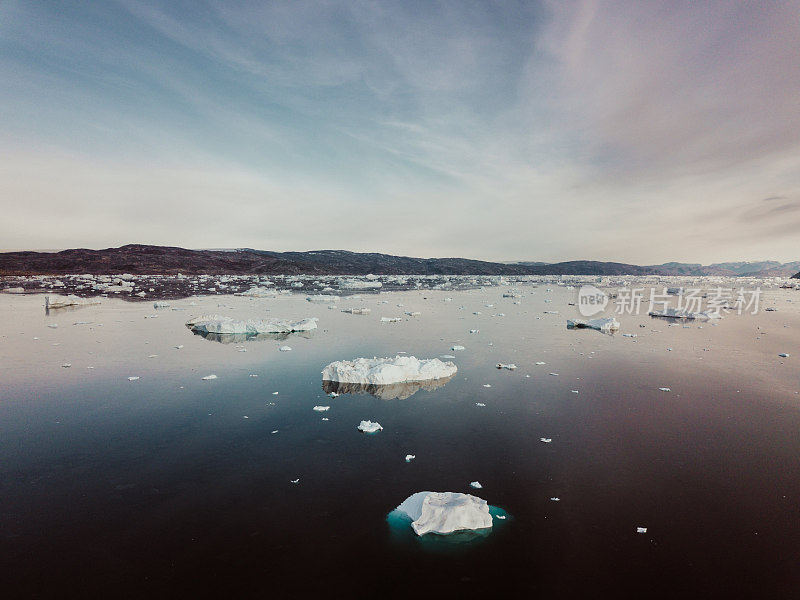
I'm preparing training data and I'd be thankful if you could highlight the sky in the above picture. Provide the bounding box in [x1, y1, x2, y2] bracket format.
[1, 0, 799, 263]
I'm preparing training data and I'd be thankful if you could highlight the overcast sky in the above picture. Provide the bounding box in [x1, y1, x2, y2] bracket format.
[1, 1, 798, 263]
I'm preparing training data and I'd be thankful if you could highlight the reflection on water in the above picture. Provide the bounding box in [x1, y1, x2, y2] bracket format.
[322, 375, 454, 400]
[189, 329, 316, 343]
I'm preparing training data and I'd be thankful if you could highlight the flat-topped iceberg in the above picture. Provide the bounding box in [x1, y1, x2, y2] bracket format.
[306, 294, 340, 303]
[567, 317, 620, 332]
[322, 355, 457, 385]
[338, 278, 382, 290]
[186, 314, 318, 335]
[649, 307, 721, 320]
[393, 492, 492, 536]
[45, 295, 100, 309]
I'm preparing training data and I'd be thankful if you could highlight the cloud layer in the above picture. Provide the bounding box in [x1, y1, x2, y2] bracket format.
[1, 0, 798, 262]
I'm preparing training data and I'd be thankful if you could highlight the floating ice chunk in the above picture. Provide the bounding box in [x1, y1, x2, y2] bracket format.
[128, 376, 139, 381]
[550, 497, 560, 502]
[779, 353, 790, 358]
[483, 384, 491, 388]
[341, 308, 371, 315]
[47, 324, 58, 329]
[535, 361, 546, 365]
[451, 345, 465, 351]
[357, 420, 383, 433]
[322, 356, 456, 385]
[567, 317, 620, 332]
[279, 346, 292, 352]
[290, 479, 300, 484]
[306, 295, 340, 303]
[174, 345, 184, 349]
[186, 314, 318, 335]
[61, 363, 71, 368]
[405, 311, 421, 317]
[470, 329, 479, 334]
[394, 491, 492, 536]
[659, 387, 671, 392]
[440, 355, 456, 359]
[540, 438, 552, 443]
[470, 481, 483, 489]
[649, 307, 721, 320]
[475, 402, 486, 407]
[313, 405, 330, 412]
[405, 454, 415, 462]
[496, 363, 517, 370]
[202, 374, 217, 380]
[153, 301, 170, 308]
[380, 317, 402, 323]
[338, 279, 382, 289]
[637, 527, 648, 534]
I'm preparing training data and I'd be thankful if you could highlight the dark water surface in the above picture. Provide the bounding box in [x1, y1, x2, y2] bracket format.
[1, 287, 799, 598]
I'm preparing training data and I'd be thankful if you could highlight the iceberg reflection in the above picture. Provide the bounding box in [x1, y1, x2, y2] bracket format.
[190, 329, 315, 344]
[322, 374, 454, 400]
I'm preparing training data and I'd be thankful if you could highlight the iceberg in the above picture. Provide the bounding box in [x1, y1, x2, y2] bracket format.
[45, 295, 100, 309]
[393, 492, 493, 536]
[306, 295, 340, 303]
[649, 307, 721, 320]
[322, 355, 457, 386]
[186, 315, 318, 335]
[357, 420, 383, 433]
[566, 317, 620, 332]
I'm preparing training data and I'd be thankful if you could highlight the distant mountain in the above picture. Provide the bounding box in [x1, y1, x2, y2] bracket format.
[0, 245, 796, 277]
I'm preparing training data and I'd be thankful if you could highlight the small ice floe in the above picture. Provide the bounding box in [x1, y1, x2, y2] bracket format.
[128, 376, 140, 381]
[243, 415, 249, 419]
[392, 491, 493, 536]
[483, 384, 491, 388]
[649, 307, 720, 320]
[779, 353, 790, 358]
[659, 387, 671, 392]
[186, 315, 318, 335]
[622, 333, 637, 338]
[470, 481, 483, 489]
[496, 363, 517, 370]
[550, 497, 560, 502]
[61, 363, 71, 368]
[475, 402, 486, 407]
[148, 354, 158, 358]
[549, 372, 559, 377]
[567, 317, 620, 332]
[153, 301, 170, 308]
[451, 345, 465, 351]
[313, 406, 330, 412]
[271, 430, 279, 434]
[535, 361, 546, 365]
[571, 390, 579, 394]
[341, 308, 371, 315]
[47, 324, 58, 329]
[357, 420, 383, 433]
[290, 479, 300, 484]
[174, 345, 184, 350]
[306, 294, 340, 303]
[322, 355, 456, 385]
[470, 329, 479, 334]
[637, 526, 648, 534]
[405, 454, 415, 462]
[440, 354, 456, 359]
[380, 317, 402, 323]
[540, 438, 552, 443]
[329, 391, 339, 398]
[202, 374, 218, 380]
[249, 374, 258, 377]
[496, 515, 506, 520]
[272, 391, 279, 395]
[279, 346, 292, 352]
[405, 311, 421, 317]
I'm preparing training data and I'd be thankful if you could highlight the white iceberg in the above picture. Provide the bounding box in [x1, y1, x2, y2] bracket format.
[341, 308, 371, 315]
[357, 420, 383, 433]
[45, 295, 100, 309]
[567, 317, 620, 332]
[186, 314, 318, 335]
[394, 491, 493, 536]
[322, 356, 457, 385]
[496, 363, 517, 370]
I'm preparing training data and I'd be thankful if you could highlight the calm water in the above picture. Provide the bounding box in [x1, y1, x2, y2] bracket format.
[1, 286, 799, 598]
